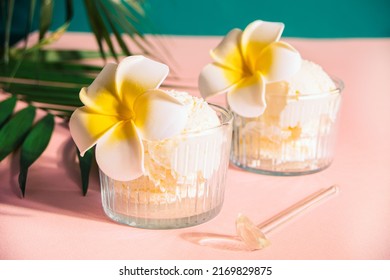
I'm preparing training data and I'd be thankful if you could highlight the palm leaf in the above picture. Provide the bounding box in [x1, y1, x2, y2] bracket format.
[0, 96, 17, 127]
[0, 49, 102, 196]
[0, 51, 99, 117]
[39, 0, 54, 41]
[19, 113, 55, 197]
[0, 106, 36, 161]
[123, 0, 145, 17]
[98, 1, 131, 56]
[24, 0, 73, 54]
[3, 0, 15, 64]
[23, 0, 37, 51]
[0, 0, 182, 197]
[77, 148, 94, 196]
[84, 0, 117, 60]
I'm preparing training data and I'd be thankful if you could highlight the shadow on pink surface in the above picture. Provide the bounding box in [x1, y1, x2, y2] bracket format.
[0, 122, 110, 223]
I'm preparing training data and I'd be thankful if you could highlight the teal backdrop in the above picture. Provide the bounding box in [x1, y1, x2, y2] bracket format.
[3, 0, 390, 41]
[57, 0, 389, 38]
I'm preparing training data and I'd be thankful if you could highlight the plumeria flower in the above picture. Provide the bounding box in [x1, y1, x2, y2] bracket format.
[199, 20, 301, 118]
[70, 56, 188, 181]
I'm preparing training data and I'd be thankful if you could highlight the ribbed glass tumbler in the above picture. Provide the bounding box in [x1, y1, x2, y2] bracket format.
[100, 104, 233, 229]
[230, 78, 343, 176]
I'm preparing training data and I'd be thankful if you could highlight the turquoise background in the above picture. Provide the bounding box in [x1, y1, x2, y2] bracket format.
[60, 0, 390, 38]
[3, 0, 390, 41]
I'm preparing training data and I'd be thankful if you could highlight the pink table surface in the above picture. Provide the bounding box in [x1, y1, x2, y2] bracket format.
[1, 34, 389, 260]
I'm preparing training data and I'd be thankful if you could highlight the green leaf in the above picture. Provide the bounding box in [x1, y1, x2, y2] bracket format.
[8, 0, 36, 79]
[3, 0, 15, 64]
[77, 148, 94, 196]
[0, 96, 17, 127]
[19, 114, 55, 197]
[106, 2, 177, 72]
[0, 106, 36, 161]
[18, 49, 109, 62]
[6, 84, 82, 102]
[0, 59, 97, 85]
[83, 0, 107, 60]
[93, 2, 119, 60]
[24, 0, 73, 54]
[99, 1, 131, 56]
[111, 3, 143, 35]
[124, 0, 145, 16]
[24, 0, 37, 49]
[39, 0, 54, 41]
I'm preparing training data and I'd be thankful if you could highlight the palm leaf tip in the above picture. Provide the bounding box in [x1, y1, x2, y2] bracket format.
[77, 148, 94, 196]
[19, 113, 55, 196]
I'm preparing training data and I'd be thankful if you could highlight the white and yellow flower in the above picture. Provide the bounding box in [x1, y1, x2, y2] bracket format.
[199, 20, 301, 118]
[69, 56, 188, 181]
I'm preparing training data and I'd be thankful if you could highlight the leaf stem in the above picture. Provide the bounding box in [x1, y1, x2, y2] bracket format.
[4, 0, 15, 64]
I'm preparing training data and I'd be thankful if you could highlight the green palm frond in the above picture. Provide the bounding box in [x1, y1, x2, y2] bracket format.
[0, 50, 100, 197]
[0, 0, 169, 197]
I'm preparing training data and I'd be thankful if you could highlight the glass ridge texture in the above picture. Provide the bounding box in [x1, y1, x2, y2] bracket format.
[230, 78, 343, 176]
[100, 104, 233, 229]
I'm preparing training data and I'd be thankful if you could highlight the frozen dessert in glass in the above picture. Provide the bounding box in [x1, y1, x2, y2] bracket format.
[70, 56, 233, 228]
[199, 20, 343, 175]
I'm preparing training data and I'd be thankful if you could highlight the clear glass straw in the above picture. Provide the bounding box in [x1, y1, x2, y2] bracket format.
[259, 185, 339, 234]
[236, 185, 339, 250]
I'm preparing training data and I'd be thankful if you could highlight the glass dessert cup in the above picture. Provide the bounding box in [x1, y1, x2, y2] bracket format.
[230, 78, 344, 176]
[100, 104, 233, 229]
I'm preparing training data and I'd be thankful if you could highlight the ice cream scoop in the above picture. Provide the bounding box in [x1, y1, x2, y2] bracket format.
[236, 185, 339, 250]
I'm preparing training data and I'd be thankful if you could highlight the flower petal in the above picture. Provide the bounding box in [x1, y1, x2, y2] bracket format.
[80, 63, 121, 115]
[79, 87, 122, 116]
[116, 55, 169, 108]
[227, 73, 266, 118]
[79, 63, 119, 115]
[210, 28, 248, 72]
[241, 20, 284, 71]
[133, 89, 188, 141]
[69, 107, 121, 156]
[198, 62, 244, 99]
[88, 63, 117, 98]
[257, 41, 301, 82]
[95, 120, 144, 181]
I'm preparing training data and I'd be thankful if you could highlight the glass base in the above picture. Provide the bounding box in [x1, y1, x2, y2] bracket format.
[230, 92, 342, 177]
[102, 204, 223, 229]
[98, 103, 233, 229]
[230, 158, 332, 176]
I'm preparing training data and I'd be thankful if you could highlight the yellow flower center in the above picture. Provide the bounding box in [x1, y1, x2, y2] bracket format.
[117, 104, 135, 121]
